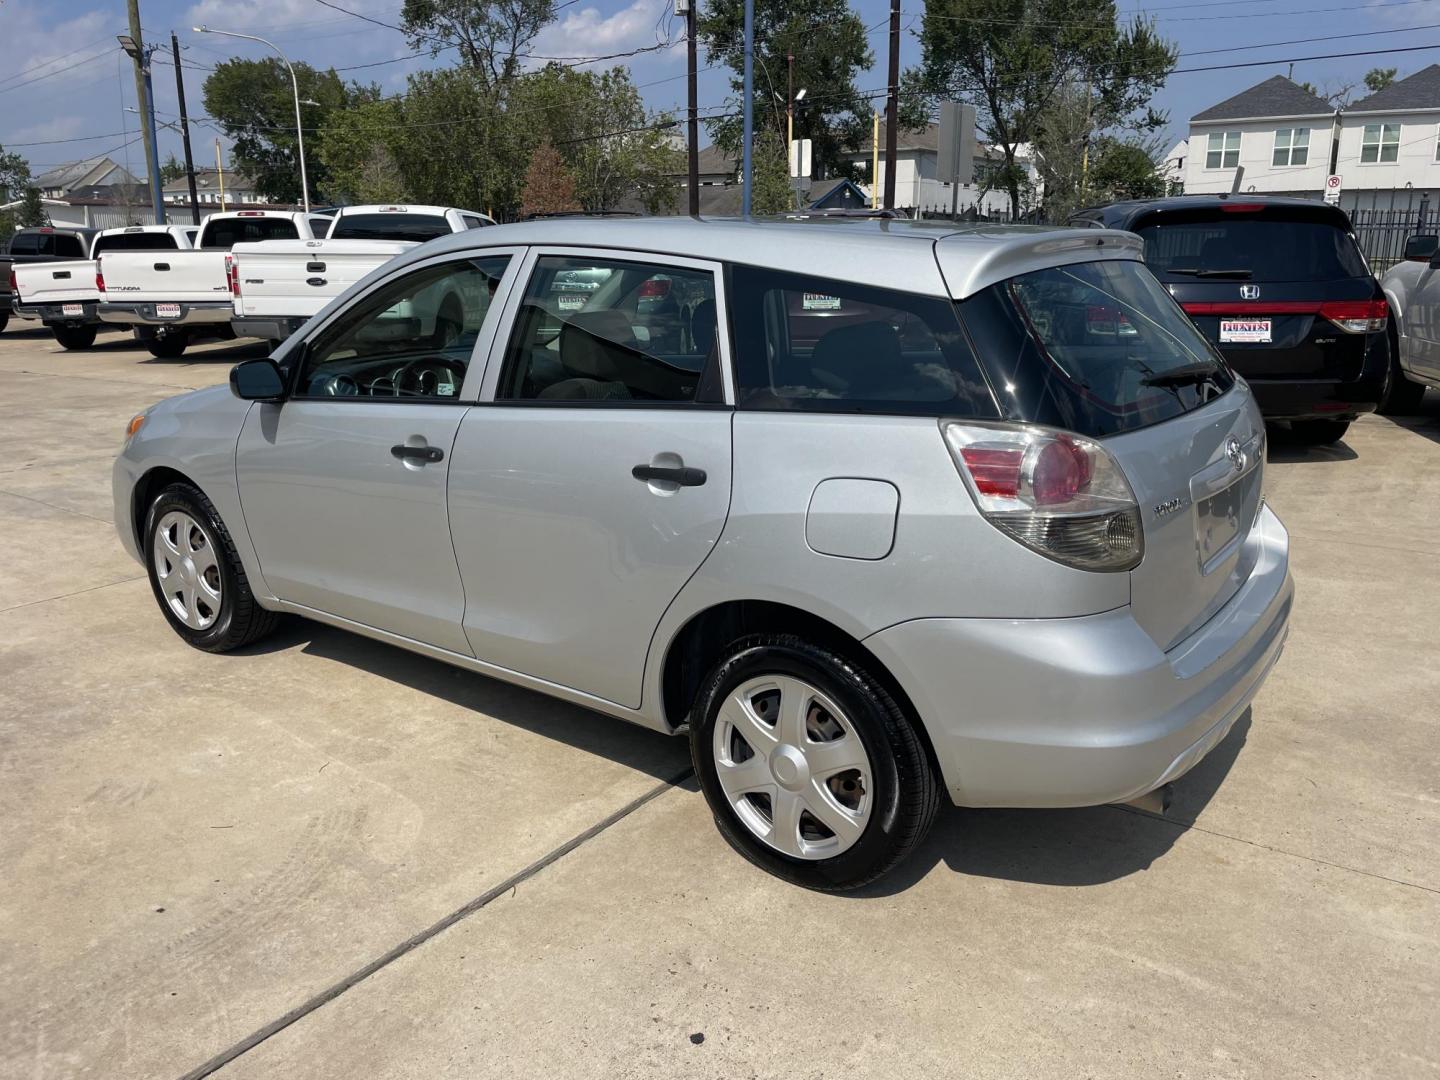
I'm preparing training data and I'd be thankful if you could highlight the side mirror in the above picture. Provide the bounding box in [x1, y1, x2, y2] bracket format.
[1403, 233, 1439, 262]
[229, 358, 287, 402]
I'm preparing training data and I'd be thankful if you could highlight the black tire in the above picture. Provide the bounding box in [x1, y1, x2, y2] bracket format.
[146, 332, 188, 359]
[1378, 323, 1428, 415]
[691, 634, 941, 891]
[0, 311, 9, 333]
[52, 324, 97, 350]
[1291, 419, 1350, 445]
[143, 481, 281, 652]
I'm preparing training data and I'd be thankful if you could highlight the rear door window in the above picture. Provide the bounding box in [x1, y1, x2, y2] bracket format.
[728, 266, 996, 416]
[961, 258, 1235, 436]
[1136, 209, 1368, 281]
[329, 213, 451, 242]
[201, 217, 301, 248]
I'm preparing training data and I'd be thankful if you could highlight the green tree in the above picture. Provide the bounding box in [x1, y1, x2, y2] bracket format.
[751, 127, 796, 214]
[700, 0, 875, 180]
[0, 146, 33, 242]
[1364, 67, 1397, 93]
[202, 58, 378, 204]
[509, 64, 679, 214]
[1088, 138, 1163, 201]
[319, 97, 410, 202]
[916, 0, 1176, 213]
[159, 152, 187, 185]
[519, 136, 580, 217]
[18, 186, 49, 227]
[402, 0, 556, 89]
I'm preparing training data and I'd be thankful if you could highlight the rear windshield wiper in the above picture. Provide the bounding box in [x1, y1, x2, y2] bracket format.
[1165, 268, 1253, 279]
[1143, 361, 1223, 389]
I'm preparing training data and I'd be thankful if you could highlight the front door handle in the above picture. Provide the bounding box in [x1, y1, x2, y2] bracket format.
[392, 444, 444, 463]
[631, 464, 706, 487]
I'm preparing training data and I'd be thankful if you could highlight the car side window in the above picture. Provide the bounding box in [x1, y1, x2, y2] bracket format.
[296, 255, 511, 401]
[497, 254, 720, 404]
[728, 265, 995, 416]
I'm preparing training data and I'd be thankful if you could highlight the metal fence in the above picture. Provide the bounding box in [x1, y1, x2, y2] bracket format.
[1342, 190, 1433, 274]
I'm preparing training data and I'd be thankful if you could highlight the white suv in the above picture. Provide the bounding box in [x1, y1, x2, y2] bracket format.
[113, 218, 1293, 889]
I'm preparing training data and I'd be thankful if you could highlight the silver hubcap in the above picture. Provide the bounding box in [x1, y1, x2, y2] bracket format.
[713, 675, 873, 860]
[152, 510, 221, 630]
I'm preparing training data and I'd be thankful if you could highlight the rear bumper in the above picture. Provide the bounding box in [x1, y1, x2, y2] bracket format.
[99, 301, 233, 327]
[1224, 333, 1388, 420]
[864, 505, 1293, 808]
[12, 300, 101, 325]
[231, 315, 304, 342]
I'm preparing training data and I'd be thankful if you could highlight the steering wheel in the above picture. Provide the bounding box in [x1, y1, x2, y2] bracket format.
[393, 354, 468, 398]
[314, 373, 360, 396]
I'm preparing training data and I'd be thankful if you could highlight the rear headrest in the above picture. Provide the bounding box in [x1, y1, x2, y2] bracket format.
[559, 309, 634, 380]
[811, 321, 901, 395]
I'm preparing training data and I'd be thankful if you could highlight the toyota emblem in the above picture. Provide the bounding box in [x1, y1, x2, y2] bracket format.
[1225, 436, 1245, 472]
[1240, 284, 1260, 300]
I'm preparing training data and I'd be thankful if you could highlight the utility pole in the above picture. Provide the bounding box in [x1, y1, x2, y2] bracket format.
[171, 32, 200, 225]
[787, 52, 794, 149]
[740, 0, 754, 216]
[883, 0, 900, 212]
[121, 0, 166, 224]
[685, 0, 699, 216]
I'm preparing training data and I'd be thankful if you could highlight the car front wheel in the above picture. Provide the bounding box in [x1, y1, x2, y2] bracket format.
[691, 635, 941, 891]
[143, 482, 279, 652]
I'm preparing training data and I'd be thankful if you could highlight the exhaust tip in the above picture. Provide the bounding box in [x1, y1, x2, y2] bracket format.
[1119, 783, 1173, 815]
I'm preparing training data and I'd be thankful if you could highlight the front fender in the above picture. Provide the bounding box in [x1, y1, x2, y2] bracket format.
[114, 384, 275, 603]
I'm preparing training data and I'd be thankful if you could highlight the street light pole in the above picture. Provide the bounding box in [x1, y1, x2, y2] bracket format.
[193, 25, 311, 212]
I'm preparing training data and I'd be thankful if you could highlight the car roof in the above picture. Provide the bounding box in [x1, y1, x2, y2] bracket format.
[1077, 194, 1349, 225]
[385, 216, 1144, 299]
[334, 204, 462, 216]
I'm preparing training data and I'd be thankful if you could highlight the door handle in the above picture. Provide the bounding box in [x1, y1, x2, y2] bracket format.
[391, 444, 444, 463]
[631, 464, 706, 487]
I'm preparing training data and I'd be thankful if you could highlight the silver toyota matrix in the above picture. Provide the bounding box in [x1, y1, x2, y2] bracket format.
[114, 218, 1293, 890]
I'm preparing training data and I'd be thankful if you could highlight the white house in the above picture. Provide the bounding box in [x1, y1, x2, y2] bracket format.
[32, 155, 139, 199]
[1160, 138, 1187, 193]
[161, 168, 269, 207]
[1183, 67, 1440, 210]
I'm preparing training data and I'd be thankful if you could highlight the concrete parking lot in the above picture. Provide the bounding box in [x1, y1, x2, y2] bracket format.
[1, 322, 1437, 1080]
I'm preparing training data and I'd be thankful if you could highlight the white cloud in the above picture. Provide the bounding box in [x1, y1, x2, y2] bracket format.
[529, 0, 684, 70]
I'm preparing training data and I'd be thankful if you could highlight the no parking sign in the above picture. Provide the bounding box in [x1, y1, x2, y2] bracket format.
[1324, 174, 1343, 204]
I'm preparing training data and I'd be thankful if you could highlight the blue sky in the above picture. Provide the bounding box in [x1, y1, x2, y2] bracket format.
[3, 0, 1437, 179]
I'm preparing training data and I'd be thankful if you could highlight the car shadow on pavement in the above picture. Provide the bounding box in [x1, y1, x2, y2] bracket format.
[856, 712, 1253, 896]
[237, 619, 691, 785]
[1264, 423, 1358, 463]
[140, 339, 272, 364]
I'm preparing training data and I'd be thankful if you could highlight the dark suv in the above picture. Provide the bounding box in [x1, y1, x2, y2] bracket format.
[1070, 196, 1388, 444]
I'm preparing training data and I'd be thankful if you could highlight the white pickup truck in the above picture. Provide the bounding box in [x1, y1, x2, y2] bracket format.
[229, 204, 493, 342]
[11, 225, 197, 350]
[97, 210, 333, 357]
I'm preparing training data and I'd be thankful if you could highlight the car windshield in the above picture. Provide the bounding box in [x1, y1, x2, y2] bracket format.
[1136, 209, 1368, 282]
[329, 214, 451, 242]
[961, 259, 1235, 436]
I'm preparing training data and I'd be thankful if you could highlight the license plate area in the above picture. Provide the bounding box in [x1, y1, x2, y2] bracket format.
[155, 303, 181, 318]
[62, 303, 83, 317]
[1220, 318, 1271, 343]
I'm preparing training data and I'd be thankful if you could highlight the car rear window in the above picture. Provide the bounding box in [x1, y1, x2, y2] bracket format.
[53, 233, 86, 257]
[1136, 208, 1368, 282]
[727, 265, 998, 417]
[7, 232, 41, 255]
[960, 259, 1235, 437]
[93, 232, 181, 254]
[328, 214, 450, 242]
[201, 218, 302, 248]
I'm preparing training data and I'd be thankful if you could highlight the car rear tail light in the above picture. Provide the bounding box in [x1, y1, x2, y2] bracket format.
[8, 269, 17, 299]
[95, 260, 105, 294]
[1319, 299, 1387, 333]
[225, 254, 240, 297]
[1220, 203, 1265, 212]
[637, 278, 671, 298]
[941, 420, 1143, 572]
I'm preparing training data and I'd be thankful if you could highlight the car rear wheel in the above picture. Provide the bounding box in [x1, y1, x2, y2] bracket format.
[1378, 323, 1427, 415]
[52, 324, 97, 350]
[691, 634, 940, 891]
[144, 481, 280, 652]
[0, 311, 9, 333]
[1291, 419, 1350, 445]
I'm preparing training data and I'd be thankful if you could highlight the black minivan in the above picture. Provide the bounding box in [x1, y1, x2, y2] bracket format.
[1070, 196, 1388, 444]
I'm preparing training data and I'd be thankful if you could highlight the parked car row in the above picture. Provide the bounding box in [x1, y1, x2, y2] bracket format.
[4, 205, 494, 357]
